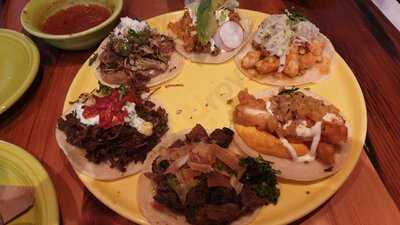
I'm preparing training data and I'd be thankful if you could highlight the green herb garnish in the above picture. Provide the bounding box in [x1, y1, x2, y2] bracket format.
[88, 53, 98, 66]
[239, 156, 280, 204]
[96, 82, 113, 96]
[127, 28, 151, 45]
[285, 9, 307, 24]
[213, 158, 237, 176]
[118, 85, 128, 98]
[278, 87, 299, 95]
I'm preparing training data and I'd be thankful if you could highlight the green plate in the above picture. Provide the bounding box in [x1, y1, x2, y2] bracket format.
[0, 29, 39, 114]
[0, 141, 59, 225]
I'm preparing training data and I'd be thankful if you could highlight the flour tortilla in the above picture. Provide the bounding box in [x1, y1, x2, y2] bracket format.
[169, 11, 253, 64]
[234, 34, 335, 86]
[137, 131, 261, 225]
[55, 101, 168, 181]
[93, 37, 185, 88]
[232, 88, 352, 181]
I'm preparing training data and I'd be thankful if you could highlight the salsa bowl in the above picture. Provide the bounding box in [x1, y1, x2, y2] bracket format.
[20, 0, 123, 50]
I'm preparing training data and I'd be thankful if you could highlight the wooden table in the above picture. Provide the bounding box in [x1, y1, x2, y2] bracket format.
[1, 0, 400, 224]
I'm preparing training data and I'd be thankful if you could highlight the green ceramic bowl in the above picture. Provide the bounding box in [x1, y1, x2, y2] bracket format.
[20, 0, 123, 50]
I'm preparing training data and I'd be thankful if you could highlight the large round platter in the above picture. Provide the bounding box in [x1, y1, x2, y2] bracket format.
[62, 10, 367, 225]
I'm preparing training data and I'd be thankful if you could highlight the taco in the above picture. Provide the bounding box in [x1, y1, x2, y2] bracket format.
[234, 10, 335, 86]
[55, 84, 169, 180]
[138, 124, 280, 225]
[168, 0, 252, 63]
[232, 88, 351, 181]
[92, 17, 184, 87]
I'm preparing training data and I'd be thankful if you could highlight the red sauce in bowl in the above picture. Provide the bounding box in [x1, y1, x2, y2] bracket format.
[41, 4, 111, 35]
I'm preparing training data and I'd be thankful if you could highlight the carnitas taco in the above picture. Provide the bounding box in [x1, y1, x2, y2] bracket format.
[235, 10, 335, 86]
[93, 17, 184, 87]
[232, 88, 351, 181]
[138, 124, 280, 225]
[168, 0, 252, 63]
[55, 84, 169, 180]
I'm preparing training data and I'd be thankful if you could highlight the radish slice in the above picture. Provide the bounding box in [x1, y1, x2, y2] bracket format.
[219, 21, 244, 50]
[213, 30, 233, 52]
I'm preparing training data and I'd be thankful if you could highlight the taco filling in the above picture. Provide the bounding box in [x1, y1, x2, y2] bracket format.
[240, 10, 332, 78]
[168, 0, 244, 56]
[97, 17, 178, 85]
[233, 88, 348, 165]
[144, 125, 280, 225]
[57, 84, 168, 171]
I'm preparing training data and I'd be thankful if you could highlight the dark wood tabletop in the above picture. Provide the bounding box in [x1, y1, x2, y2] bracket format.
[1, 0, 400, 224]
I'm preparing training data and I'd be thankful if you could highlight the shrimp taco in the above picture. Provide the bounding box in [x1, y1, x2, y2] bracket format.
[168, 0, 253, 63]
[56, 84, 169, 180]
[235, 10, 335, 86]
[232, 88, 351, 181]
[138, 124, 280, 225]
[93, 17, 184, 87]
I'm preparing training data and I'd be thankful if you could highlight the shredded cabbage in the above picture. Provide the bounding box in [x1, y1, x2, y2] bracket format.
[255, 14, 320, 58]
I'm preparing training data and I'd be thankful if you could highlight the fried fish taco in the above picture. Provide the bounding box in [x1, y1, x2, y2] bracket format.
[138, 124, 280, 225]
[55, 84, 169, 180]
[168, 0, 253, 64]
[232, 88, 351, 181]
[92, 17, 184, 87]
[235, 10, 335, 86]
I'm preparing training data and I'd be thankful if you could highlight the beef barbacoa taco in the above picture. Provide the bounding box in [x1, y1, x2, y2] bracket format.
[138, 124, 280, 225]
[56, 84, 169, 180]
[168, 0, 252, 63]
[235, 10, 335, 86]
[93, 17, 184, 87]
[232, 88, 351, 181]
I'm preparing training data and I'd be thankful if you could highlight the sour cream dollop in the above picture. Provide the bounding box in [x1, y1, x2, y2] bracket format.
[114, 17, 148, 38]
[72, 104, 100, 126]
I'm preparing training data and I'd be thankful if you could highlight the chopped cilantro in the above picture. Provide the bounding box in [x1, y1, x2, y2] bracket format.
[213, 159, 236, 176]
[127, 28, 151, 45]
[96, 82, 113, 96]
[118, 85, 128, 98]
[285, 9, 307, 25]
[239, 156, 280, 204]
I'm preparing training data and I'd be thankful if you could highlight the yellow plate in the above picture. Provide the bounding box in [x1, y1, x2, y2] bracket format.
[62, 10, 367, 225]
[0, 141, 59, 225]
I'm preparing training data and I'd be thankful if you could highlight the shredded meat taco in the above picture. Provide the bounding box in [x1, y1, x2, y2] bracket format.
[235, 10, 335, 86]
[93, 17, 184, 87]
[232, 88, 351, 181]
[55, 84, 169, 180]
[138, 124, 280, 225]
[168, 0, 252, 63]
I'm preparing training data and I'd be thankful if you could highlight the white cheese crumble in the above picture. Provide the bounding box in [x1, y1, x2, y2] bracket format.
[72, 104, 99, 126]
[123, 102, 153, 136]
[322, 112, 340, 122]
[114, 17, 148, 39]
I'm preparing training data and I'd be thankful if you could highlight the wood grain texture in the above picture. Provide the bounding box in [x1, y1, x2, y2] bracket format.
[0, 0, 399, 224]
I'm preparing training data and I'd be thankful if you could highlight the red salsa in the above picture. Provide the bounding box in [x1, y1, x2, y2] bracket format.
[41, 4, 111, 35]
